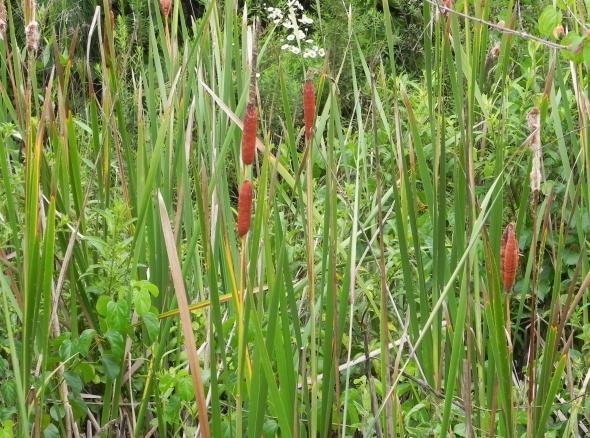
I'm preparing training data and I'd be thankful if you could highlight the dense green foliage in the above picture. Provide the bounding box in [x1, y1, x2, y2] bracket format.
[1, 0, 590, 436]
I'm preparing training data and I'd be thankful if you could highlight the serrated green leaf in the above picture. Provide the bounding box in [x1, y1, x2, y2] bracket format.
[106, 299, 129, 332]
[175, 375, 194, 402]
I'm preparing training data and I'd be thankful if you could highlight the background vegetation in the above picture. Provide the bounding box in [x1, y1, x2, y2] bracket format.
[1, 0, 589, 436]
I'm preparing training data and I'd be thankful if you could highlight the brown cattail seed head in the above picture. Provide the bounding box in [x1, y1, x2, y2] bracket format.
[241, 103, 257, 165]
[237, 180, 253, 238]
[25, 20, 40, 52]
[160, 0, 171, 17]
[0, 1, 6, 41]
[500, 223, 519, 290]
[303, 80, 316, 142]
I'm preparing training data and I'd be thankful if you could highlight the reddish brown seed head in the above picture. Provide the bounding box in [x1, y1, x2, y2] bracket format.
[160, 0, 172, 17]
[500, 223, 519, 290]
[303, 80, 316, 142]
[237, 180, 253, 238]
[241, 103, 257, 165]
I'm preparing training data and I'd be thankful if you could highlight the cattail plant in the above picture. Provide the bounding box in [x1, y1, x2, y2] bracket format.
[237, 180, 253, 238]
[303, 79, 315, 142]
[500, 223, 519, 290]
[241, 103, 257, 165]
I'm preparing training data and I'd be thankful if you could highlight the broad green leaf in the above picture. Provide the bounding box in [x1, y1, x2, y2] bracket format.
[42, 425, 59, 438]
[106, 299, 129, 332]
[142, 312, 160, 343]
[64, 371, 83, 395]
[175, 375, 194, 402]
[101, 353, 120, 380]
[538, 6, 562, 37]
[133, 288, 151, 316]
[77, 329, 97, 357]
[105, 330, 124, 358]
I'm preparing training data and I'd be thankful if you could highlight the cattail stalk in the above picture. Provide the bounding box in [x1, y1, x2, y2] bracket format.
[303, 77, 318, 435]
[237, 180, 253, 238]
[526, 108, 542, 432]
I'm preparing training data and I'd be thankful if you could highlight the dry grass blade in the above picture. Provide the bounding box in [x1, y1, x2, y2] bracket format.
[157, 192, 210, 437]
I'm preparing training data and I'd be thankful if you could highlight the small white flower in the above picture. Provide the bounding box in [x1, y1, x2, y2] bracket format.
[289, 46, 301, 54]
[299, 15, 313, 24]
[287, 34, 295, 41]
[303, 48, 317, 59]
[294, 29, 305, 40]
[306, 39, 313, 43]
[318, 48, 325, 57]
[281, 44, 291, 51]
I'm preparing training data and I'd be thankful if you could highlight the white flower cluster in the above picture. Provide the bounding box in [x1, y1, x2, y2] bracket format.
[265, 0, 325, 59]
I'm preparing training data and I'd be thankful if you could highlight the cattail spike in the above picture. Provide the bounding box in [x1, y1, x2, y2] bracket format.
[303, 79, 315, 142]
[237, 180, 253, 237]
[25, 20, 40, 52]
[501, 223, 519, 290]
[241, 103, 257, 165]
[160, 0, 172, 18]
